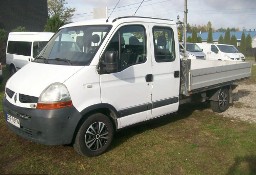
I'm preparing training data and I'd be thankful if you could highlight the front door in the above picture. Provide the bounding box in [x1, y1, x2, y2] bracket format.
[100, 24, 152, 129]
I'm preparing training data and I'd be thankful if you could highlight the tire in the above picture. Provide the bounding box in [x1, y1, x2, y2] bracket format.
[74, 113, 114, 157]
[210, 88, 229, 113]
[10, 65, 16, 76]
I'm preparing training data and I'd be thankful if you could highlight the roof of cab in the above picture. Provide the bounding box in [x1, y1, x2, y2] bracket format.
[60, 16, 175, 29]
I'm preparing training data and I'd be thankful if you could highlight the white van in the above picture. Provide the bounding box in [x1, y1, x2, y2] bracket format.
[179, 43, 206, 60]
[197, 43, 245, 61]
[6, 32, 54, 74]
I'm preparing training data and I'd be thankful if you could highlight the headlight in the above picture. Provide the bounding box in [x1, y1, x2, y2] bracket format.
[37, 83, 72, 110]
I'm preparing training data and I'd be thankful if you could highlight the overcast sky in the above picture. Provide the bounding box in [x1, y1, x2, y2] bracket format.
[66, 0, 256, 30]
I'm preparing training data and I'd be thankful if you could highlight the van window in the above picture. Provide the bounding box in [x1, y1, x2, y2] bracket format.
[217, 45, 239, 53]
[102, 25, 147, 72]
[36, 25, 111, 66]
[211, 45, 218, 53]
[33, 41, 48, 57]
[7, 41, 32, 56]
[153, 27, 175, 62]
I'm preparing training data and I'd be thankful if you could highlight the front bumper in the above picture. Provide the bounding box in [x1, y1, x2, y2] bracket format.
[3, 98, 82, 145]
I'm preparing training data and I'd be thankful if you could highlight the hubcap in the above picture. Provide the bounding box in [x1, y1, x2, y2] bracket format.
[219, 91, 228, 108]
[85, 122, 109, 151]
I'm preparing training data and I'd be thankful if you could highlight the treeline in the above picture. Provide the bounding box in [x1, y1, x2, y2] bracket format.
[178, 21, 253, 56]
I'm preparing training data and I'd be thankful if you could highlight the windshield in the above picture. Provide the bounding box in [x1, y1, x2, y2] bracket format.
[217, 45, 239, 53]
[35, 25, 111, 66]
[185, 43, 202, 52]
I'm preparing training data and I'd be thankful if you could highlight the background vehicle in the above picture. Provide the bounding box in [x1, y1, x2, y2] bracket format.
[197, 43, 245, 61]
[6, 32, 54, 75]
[3, 17, 251, 157]
[180, 43, 206, 59]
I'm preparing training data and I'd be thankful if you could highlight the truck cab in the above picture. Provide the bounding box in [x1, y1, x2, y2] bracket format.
[3, 17, 180, 156]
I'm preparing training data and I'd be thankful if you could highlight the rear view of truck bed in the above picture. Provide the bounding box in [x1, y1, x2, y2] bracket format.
[181, 59, 251, 95]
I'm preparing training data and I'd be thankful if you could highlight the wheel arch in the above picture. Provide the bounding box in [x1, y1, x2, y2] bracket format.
[208, 85, 231, 102]
[71, 103, 119, 144]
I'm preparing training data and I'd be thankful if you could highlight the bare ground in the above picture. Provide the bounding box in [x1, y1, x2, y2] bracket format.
[222, 83, 256, 123]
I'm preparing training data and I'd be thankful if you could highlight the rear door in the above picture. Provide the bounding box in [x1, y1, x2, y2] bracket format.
[149, 25, 180, 119]
[99, 24, 152, 129]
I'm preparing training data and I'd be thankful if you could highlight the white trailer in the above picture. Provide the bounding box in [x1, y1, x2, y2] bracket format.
[3, 17, 251, 157]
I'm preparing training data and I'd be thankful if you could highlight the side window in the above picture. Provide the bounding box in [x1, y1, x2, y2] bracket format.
[7, 41, 32, 56]
[153, 27, 175, 62]
[103, 25, 147, 71]
[211, 45, 218, 53]
[33, 41, 48, 57]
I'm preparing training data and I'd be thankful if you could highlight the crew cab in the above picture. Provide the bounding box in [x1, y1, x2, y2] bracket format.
[3, 17, 251, 157]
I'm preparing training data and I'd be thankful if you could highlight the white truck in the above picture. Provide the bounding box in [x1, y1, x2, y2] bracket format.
[3, 17, 251, 157]
[196, 43, 245, 61]
[6, 32, 54, 75]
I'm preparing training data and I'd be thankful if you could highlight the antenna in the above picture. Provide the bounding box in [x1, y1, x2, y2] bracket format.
[133, 0, 144, 16]
[106, 0, 121, 22]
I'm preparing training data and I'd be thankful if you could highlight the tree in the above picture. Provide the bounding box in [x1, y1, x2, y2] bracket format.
[230, 35, 237, 47]
[187, 23, 192, 33]
[0, 29, 7, 42]
[197, 36, 202, 43]
[12, 26, 27, 32]
[218, 35, 224, 44]
[246, 34, 252, 49]
[48, 0, 75, 23]
[191, 28, 197, 43]
[207, 27, 213, 43]
[240, 32, 246, 54]
[207, 21, 212, 32]
[224, 28, 231, 44]
[44, 15, 64, 32]
[187, 36, 192, 43]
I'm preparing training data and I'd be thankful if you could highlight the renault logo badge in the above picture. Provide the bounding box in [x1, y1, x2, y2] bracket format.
[14, 94, 17, 103]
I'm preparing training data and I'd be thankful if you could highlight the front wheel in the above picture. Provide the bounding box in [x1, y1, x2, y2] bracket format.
[74, 113, 114, 157]
[210, 88, 230, 113]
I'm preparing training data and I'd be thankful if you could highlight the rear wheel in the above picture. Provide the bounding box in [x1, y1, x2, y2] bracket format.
[210, 88, 230, 113]
[74, 113, 114, 157]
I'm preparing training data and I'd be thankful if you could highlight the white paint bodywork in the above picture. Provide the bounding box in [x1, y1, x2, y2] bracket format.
[5, 17, 181, 129]
[197, 43, 245, 61]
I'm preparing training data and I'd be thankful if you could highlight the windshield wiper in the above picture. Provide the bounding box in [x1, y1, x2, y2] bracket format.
[51, 58, 72, 65]
[33, 55, 48, 63]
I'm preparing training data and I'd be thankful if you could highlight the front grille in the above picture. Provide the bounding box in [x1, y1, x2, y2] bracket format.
[21, 126, 33, 136]
[6, 88, 15, 98]
[19, 94, 38, 103]
[196, 56, 205, 59]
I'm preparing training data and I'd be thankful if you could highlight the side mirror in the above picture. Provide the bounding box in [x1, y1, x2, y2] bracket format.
[201, 49, 203, 52]
[102, 51, 118, 73]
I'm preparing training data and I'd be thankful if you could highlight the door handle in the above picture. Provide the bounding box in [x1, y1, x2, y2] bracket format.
[174, 71, 180, 78]
[145, 74, 153, 82]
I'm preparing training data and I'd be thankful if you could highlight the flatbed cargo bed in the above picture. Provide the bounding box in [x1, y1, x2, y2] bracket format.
[181, 59, 251, 95]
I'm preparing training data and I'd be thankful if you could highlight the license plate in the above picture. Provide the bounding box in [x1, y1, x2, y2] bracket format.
[7, 114, 20, 128]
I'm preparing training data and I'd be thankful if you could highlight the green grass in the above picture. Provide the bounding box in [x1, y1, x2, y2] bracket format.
[0, 67, 256, 174]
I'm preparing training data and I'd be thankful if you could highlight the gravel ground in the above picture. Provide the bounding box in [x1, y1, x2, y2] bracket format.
[222, 82, 256, 123]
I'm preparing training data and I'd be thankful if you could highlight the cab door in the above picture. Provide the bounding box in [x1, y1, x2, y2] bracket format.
[99, 24, 152, 129]
[149, 25, 180, 119]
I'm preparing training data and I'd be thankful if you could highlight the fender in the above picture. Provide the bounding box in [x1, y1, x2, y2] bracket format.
[80, 103, 120, 128]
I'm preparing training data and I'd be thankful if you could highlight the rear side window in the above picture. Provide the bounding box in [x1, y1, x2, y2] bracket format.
[153, 27, 176, 62]
[7, 41, 32, 56]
